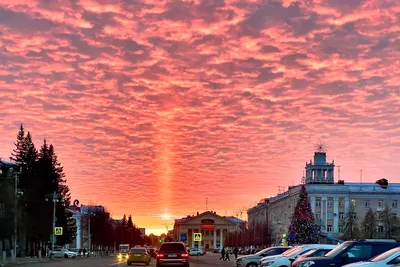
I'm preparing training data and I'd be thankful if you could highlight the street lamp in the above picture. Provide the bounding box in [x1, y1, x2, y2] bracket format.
[9, 167, 23, 264]
[45, 191, 62, 256]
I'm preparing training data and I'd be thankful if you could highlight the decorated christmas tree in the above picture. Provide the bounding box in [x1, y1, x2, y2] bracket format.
[287, 185, 320, 244]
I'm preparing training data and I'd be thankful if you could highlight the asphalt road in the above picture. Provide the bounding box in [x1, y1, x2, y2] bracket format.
[16, 253, 237, 267]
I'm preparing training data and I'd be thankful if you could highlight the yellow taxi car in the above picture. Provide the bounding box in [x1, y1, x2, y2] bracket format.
[127, 247, 151, 266]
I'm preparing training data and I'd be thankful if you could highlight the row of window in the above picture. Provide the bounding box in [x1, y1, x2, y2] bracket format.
[315, 212, 397, 220]
[315, 199, 398, 208]
[324, 225, 386, 233]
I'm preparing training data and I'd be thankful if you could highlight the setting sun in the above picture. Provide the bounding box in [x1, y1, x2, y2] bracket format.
[161, 213, 172, 220]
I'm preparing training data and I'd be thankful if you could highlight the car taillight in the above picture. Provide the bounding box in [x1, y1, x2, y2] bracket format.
[157, 253, 164, 258]
[181, 253, 189, 257]
[128, 253, 132, 256]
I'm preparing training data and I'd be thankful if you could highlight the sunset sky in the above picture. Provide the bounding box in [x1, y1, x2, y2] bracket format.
[1, 0, 400, 235]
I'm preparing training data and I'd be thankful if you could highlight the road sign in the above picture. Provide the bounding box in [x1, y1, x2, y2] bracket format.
[193, 233, 202, 242]
[54, 227, 63, 235]
[73, 199, 79, 206]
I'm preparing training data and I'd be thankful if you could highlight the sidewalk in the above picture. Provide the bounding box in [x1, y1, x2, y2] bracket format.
[1, 257, 50, 266]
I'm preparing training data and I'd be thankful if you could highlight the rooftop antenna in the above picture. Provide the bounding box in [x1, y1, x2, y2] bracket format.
[337, 166, 341, 180]
[360, 169, 363, 184]
[206, 197, 208, 211]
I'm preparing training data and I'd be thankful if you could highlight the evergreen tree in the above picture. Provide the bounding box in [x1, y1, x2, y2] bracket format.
[47, 144, 76, 245]
[361, 208, 376, 239]
[287, 185, 320, 244]
[342, 202, 360, 240]
[127, 215, 134, 246]
[10, 124, 26, 167]
[121, 215, 127, 243]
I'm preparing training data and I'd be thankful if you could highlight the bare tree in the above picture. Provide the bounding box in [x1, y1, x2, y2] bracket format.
[361, 208, 376, 239]
[380, 205, 398, 239]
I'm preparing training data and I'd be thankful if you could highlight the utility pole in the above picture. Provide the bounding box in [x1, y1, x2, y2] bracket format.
[45, 191, 62, 257]
[9, 166, 22, 264]
[88, 214, 91, 255]
[13, 171, 18, 263]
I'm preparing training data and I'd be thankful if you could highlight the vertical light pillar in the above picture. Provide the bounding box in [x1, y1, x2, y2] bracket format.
[213, 229, 216, 249]
[333, 197, 339, 233]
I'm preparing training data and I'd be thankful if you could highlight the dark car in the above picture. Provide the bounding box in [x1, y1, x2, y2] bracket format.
[292, 239, 399, 267]
[156, 242, 189, 267]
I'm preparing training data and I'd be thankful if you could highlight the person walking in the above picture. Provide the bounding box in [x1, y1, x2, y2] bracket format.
[219, 247, 225, 260]
[224, 248, 231, 261]
[234, 247, 239, 260]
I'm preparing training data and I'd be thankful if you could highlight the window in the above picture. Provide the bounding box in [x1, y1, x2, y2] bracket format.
[339, 212, 344, 219]
[327, 200, 333, 207]
[339, 201, 344, 207]
[365, 200, 370, 207]
[353, 213, 357, 220]
[346, 245, 373, 258]
[393, 200, 398, 208]
[327, 213, 333, 219]
[130, 248, 146, 253]
[378, 225, 384, 233]
[378, 201, 383, 207]
[316, 213, 321, 220]
[160, 243, 185, 252]
[316, 200, 321, 207]
[338, 226, 343, 233]
[205, 231, 209, 236]
[327, 225, 332, 232]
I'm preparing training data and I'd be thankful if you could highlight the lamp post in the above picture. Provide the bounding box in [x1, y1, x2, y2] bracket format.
[45, 191, 62, 255]
[9, 167, 22, 264]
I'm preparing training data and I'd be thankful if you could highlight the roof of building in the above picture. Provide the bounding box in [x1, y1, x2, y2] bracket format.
[266, 181, 400, 204]
[174, 211, 243, 225]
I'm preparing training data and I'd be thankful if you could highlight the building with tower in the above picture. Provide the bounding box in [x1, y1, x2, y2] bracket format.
[248, 149, 400, 243]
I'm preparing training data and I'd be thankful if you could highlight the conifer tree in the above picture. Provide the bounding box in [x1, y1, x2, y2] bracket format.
[10, 124, 26, 167]
[287, 185, 320, 244]
[342, 202, 360, 240]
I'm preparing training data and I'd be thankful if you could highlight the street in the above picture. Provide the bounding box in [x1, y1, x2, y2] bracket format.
[18, 253, 237, 267]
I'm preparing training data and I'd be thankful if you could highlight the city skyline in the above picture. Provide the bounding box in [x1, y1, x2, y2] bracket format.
[1, 0, 400, 234]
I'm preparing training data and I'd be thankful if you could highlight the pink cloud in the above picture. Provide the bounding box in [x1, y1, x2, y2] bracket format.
[1, 0, 400, 230]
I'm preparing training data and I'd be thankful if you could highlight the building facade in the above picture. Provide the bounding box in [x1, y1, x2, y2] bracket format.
[173, 211, 245, 249]
[247, 198, 269, 229]
[249, 151, 400, 240]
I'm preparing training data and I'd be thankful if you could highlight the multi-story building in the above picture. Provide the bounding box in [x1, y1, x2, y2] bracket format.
[247, 198, 269, 229]
[172, 211, 245, 249]
[249, 150, 400, 240]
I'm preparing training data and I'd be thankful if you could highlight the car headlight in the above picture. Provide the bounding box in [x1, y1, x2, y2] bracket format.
[264, 261, 274, 266]
[298, 261, 315, 267]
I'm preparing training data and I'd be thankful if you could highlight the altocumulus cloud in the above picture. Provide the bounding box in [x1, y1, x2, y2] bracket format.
[0, 0, 400, 223]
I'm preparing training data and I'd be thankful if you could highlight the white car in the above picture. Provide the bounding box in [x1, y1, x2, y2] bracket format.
[189, 248, 203, 256]
[343, 246, 400, 267]
[236, 246, 292, 267]
[50, 248, 77, 258]
[260, 244, 336, 267]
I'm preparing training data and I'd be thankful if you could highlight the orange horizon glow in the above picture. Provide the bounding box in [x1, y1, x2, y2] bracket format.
[1, 0, 400, 233]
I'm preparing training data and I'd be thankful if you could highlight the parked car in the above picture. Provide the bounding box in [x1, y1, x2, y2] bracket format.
[50, 248, 77, 258]
[260, 244, 335, 267]
[236, 246, 292, 267]
[292, 247, 334, 264]
[189, 248, 203, 256]
[127, 247, 151, 266]
[292, 239, 400, 267]
[343, 246, 400, 267]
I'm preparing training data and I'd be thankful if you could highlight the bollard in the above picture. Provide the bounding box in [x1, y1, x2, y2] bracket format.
[2, 251, 6, 265]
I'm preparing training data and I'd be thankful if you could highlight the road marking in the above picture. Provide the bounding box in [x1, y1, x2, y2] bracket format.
[109, 262, 123, 266]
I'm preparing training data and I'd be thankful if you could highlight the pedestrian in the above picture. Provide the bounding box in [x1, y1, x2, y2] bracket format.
[83, 248, 87, 257]
[225, 248, 231, 261]
[219, 247, 225, 260]
[234, 247, 239, 260]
